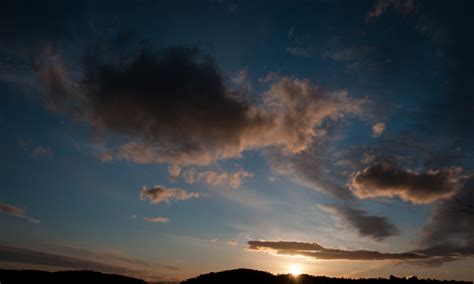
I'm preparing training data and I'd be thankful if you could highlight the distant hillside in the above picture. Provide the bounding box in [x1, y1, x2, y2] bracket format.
[181, 268, 473, 284]
[0, 269, 146, 284]
[0, 268, 471, 284]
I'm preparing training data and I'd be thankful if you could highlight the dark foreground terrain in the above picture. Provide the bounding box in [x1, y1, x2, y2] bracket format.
[183, 269, 472, 284]
[0, 268, 471, 284]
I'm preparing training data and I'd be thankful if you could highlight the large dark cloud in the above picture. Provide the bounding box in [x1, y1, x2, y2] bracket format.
[348, 163, 462, 204]
[37, 42, 364, 165]
[247, 240, 425, 261]
[318, 204, 399, 241]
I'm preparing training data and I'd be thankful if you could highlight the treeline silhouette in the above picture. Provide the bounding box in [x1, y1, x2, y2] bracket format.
[181, 269, 472, 284]
[0, 268, 471, 284]
[0, 269, 146, 284]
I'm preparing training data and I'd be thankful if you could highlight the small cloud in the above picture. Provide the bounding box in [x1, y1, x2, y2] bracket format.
[140, 185, 202, 205]
[0, 202, 40, 223]
[372, 122, 386, 138]
[366, 0, 416, 21]
[211, 238, 218, 244]
[227, 239, 238, 246]
[129, 214, 137, 220]
[183, 168, 253, 189]
[144, 216, 169, 223]
[168, 164, 182, 181]
[18, 139, 52, 159]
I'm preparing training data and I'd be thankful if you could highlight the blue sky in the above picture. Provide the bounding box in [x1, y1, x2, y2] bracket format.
[0, 0, 473, 282]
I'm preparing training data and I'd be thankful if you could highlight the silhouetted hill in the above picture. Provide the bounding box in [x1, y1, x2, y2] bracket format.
[0, 269, 146, 284]
[181, 268, 473, 284]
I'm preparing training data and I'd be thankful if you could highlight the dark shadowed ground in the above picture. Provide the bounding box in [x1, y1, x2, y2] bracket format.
[2, 268, 470, 284]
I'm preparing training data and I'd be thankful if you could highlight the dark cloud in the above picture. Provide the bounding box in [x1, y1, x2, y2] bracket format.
[0, 202, 39, 223]
[0, 245, 129, 273]
[0, 245, 175, 281]
[247, 241, 425, 261]
[366, 0, 417, 21]
[37, 42, 365, 165]
[318, 204, 399, 241]
[413, 176, 474, 264]
[348, 163, 462, 204]
[139, 185, 202, 205]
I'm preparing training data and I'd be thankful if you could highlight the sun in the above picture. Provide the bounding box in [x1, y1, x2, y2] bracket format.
[288, 264, 302, 276]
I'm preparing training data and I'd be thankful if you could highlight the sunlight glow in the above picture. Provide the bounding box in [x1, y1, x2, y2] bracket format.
[288, 264, 302, 276]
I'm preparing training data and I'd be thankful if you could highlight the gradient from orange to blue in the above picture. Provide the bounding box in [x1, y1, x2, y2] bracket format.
[0, 0, 473, 282]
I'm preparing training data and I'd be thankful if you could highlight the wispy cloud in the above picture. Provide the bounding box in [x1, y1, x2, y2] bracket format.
[144, 216, 169, 223]
[318, 204, 399, 241]
[247, 240, 425, 260]
[18, 140, 52, 159]
[182, 168, 253, 189]
[0, 202, 39, 223]
[140, 185, 202, 205]
[0, 244, 177, 281]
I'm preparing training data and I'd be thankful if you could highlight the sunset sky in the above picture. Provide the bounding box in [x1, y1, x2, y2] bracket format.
[0, 0, 473, 282]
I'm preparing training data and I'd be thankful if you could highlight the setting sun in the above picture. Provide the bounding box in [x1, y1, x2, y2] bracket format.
[288, 264, 302, 276]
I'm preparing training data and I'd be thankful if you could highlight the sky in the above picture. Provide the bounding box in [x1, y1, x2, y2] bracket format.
[0, 0, 473, 282]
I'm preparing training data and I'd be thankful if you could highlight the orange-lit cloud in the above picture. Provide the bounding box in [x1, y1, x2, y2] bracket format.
[36, 44, 366, 166]
[0, 202, 39, 223]
[247, 241, 425, 260]
[144, 216, 169, 223]
[182, 168, 253, 189]
[140, 185, 202, 205]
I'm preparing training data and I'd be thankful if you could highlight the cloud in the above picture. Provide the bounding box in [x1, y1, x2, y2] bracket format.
[183, 168, 253, 189]
[18, 140, 53, 159]
[371, 122, 386, 138]
[268, 147, 354, 200]
[227, 240, 238, 246]
[36, 41, 365, 165]
[144, 216, 169, 223]
[0, 244, 176, 281]
[0, 202, 40, 223]
[318, 204, 399, 241]
[366, 0, 416, 21]
[168, 164, 182, 181]
[348, 163, 462, 204]
[247, 241, 425, 260]
[139, 185, 202, 205]
[413, 176, 474, 265]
